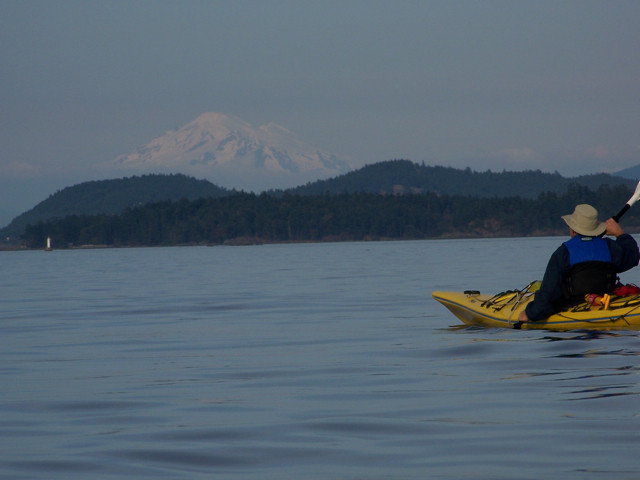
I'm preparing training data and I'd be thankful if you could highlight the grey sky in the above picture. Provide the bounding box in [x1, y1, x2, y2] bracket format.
[1, 0, 639, 218]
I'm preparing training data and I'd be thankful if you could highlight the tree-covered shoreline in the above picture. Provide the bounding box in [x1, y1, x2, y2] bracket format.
[20, 184, 639, 249]
[4, 161, 636, 245]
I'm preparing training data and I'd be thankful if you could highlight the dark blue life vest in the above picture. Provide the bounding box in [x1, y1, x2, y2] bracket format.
[563, 235, 611, 265]
[561, 236, 617, 302]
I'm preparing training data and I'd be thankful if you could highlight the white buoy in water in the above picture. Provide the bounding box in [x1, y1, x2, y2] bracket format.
[45, 237, 52, 251]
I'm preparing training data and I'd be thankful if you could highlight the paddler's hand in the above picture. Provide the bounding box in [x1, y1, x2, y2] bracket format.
[517, 311, 529, 322]
[605, 218, 624, 237]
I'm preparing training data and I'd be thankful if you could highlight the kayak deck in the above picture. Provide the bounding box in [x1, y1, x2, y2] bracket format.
[433, 284, 640, 331]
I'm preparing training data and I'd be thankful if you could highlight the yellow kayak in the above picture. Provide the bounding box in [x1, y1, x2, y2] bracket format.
[433, 281, 640, 331]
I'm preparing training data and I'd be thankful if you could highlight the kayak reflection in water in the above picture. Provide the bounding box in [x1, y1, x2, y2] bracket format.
[518, 204, 639, 324]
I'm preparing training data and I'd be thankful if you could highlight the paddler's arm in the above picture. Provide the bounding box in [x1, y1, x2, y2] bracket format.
[605, 218, 640, 271]
[518, 245, 567, 323]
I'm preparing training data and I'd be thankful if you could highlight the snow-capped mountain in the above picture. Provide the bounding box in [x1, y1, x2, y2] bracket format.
[112, 112, 353, 191]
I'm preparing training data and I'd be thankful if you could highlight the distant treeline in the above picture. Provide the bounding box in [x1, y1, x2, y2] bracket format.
[285, 160, 637, 197]
[21, 184, 638, 248]
[4, 161, 636, 245]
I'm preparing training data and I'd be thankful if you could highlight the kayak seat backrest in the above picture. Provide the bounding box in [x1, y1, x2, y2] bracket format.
[562, 261, 619, 303]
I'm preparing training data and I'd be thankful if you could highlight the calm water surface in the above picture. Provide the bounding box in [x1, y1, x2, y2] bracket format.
[1, 238, 639, 479]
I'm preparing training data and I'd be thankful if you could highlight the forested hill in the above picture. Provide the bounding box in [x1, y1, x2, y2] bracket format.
[19, 184, 640, 248]
[2, 161, 636, 245]
[285, 160, 636, 197]
[1, 174, 229, 242]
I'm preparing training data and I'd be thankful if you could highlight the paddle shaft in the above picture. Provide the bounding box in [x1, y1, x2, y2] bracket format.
[599, 180, 640, 237]
[614, 180, 640, 223]
[612, 204, 631, 223]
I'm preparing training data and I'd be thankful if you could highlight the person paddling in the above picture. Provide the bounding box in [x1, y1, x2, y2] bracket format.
[518, 204, 639, 323]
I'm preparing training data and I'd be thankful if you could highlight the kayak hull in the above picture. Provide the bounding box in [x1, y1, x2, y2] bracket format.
[432, 290, 640, 331]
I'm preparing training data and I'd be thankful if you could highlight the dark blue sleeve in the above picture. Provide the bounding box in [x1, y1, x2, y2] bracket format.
[524, 245, 568, 321]
[606, 234, 639, 273]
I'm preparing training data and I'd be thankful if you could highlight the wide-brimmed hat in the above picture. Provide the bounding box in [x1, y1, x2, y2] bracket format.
[561, 204, 606, 237]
